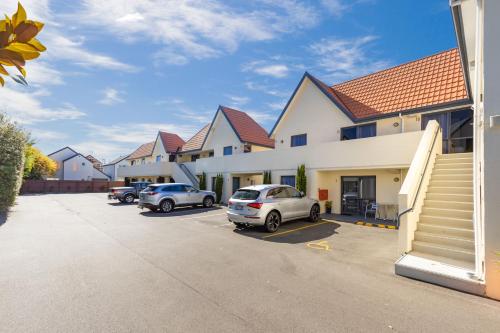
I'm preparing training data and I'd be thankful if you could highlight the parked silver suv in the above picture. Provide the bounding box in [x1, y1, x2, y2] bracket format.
[138, 183, 216, 213]
[227, 184, 320, 232]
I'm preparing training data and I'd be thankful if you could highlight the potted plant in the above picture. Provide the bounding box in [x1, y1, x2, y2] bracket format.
[325, 201, 332, 214]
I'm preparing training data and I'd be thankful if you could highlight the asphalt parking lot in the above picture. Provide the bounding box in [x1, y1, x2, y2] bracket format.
[1, 193, 499, 332]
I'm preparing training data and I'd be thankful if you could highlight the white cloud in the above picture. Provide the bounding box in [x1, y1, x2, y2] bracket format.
[245, 81, 289, 97]
[227, 95, 250, 107]
[74, 0, 324, 65]
[245, 110, 277, 125]
[0, 86, 85, 124]
[99, 88, 125, 105]
[320, 0, 348, 17]
[267, 99, 288, 111]
[28, 129, 68, 141]
[243, 61, 290, 78]
[309, 36, 391, 82]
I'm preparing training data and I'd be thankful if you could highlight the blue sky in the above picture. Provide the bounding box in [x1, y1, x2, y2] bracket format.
[0, 0, 457, 162]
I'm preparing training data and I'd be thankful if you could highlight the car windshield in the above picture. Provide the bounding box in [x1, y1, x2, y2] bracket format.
[232, 189, 260, 200]
[144, 186, 159, 192]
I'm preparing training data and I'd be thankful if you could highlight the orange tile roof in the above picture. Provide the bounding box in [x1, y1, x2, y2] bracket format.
[220, 106, 275, 148]
[127, 141, 155, 160]
[330, 48, 469, 119]
[159, 131, 185, 153]
[182, 124, 210, 152]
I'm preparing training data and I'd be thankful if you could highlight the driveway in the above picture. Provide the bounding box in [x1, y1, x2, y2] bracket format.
[0, 193, 499, 332]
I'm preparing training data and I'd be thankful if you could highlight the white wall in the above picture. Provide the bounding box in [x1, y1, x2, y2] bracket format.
[203, 111, 244, 157]
[272, 78, 353, 148]
[48, 148, 77, 180]
[482, 0, 500, 300]
[63, 155, 95, 181]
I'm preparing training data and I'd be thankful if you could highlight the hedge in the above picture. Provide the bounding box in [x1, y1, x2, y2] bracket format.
[0, 114, 27, 212]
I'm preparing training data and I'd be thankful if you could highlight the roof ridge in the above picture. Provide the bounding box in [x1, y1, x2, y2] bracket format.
[332, 47, 459, 88]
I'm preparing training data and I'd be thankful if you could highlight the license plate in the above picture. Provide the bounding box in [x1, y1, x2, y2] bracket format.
[235, 205, 243, 210]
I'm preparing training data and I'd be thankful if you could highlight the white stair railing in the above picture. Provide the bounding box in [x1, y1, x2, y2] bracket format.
[398, 120, 442, 254]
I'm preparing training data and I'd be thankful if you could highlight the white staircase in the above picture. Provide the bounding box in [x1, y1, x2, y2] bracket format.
[396, 152, 484, 295]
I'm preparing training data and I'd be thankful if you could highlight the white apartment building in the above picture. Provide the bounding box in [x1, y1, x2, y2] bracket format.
[48, 147, 110, 181]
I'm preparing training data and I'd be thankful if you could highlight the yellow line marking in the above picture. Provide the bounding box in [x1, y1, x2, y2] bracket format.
[262, 221, 333, 239]
[378, 224, 385, 228]
[355, 221, 364, 225]
[306, 240, 331, 251]
[387, 226, 396, 229]
[365, 223, 373, 227]
[177, 213, 227, 221]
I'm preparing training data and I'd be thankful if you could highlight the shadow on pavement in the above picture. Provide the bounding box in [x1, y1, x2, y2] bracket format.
[107, 202, 138, 206]
[0, 212, 6, 227]
[139, 206, 223, 218]
[233, 219, 341, 244]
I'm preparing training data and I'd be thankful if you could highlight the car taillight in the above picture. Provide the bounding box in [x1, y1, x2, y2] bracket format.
[247, 202, 263, 209]
[111, 189, 115, 193]
[147, 192, 156, 195]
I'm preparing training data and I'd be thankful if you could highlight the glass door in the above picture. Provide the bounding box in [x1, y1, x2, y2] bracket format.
[422, 109, 473, 154]
[341, 176, 376, 215]
[232, 177, 240, 194]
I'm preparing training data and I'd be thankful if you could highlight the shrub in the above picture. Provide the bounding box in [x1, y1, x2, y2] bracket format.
[0, 113, 28, 212]
[23, 145, 56, 179]
[296, 164, 307, 195]
[215, 173, 224, 204]
[263, 170, 272, 184]
[198, 172, 207, 190]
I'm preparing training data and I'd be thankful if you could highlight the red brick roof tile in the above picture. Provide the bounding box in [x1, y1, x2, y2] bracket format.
[220, 106, 275, 148]
[182, 124, 210, 152]
[127, 142, 155, 160]
[159, 131, 185, 153]
[330, 48, 469, 119]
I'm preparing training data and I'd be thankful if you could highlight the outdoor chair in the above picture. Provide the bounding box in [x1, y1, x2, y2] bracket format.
[365, 203, 378, 219]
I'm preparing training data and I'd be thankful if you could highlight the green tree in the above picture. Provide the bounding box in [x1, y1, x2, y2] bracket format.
[198, 172, 207, 190]
[296, 164, 307, 195]
[263, 170, 272, 184]
[215, 173, 224, 204]
[23, 145, 56, 179]
[0, 113, 28, 212]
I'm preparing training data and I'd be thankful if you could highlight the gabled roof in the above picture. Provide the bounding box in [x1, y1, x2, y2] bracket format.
[127, 142, 155, 160]
[62, 153, 110, 179]
[331, 48, 469, 120]
[217, 106, 275, 148]
[182, 124, 210, 152]
[270, 48, 471, 136]
[158, 131, 185, 153]
[103, 155, 129, 166]
[86, 155, 102, 165]
[47, 146, 78, 157]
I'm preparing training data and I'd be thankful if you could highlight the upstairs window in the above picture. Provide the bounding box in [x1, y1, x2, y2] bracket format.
[244, 144, 252, 153]
[341, 123, 376, 141]
[291, 134, 307, 147]
[156, 155, 161, 163]
[191, 154, 200, 162]
[223, 146, 233, 156]
[280, 175, 296, 187]
[141, 158, 146, 164]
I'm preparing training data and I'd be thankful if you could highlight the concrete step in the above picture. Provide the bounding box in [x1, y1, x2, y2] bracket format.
[435, 157, 472, 164]
[419, 215, 473, 229]
[395, 254, 484, 296]
[414, 231, 475, 250]
[431, 173, 472, 181]
[412, 240, 475, 263]
[427, 186, 473, 195]
[436, 153, 473, 159]
[429, 180, 473, 188]
[434, 162, 473, 169]
[425, 193, 473, 202]
[423, 200, 473, 211]
[418, 223, 474, 239]
[433, 168, 472, 175]
[421, 207, 473, 220]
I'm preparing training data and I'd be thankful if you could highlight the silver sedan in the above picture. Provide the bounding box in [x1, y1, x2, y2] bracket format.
[227, 184, 320, 232]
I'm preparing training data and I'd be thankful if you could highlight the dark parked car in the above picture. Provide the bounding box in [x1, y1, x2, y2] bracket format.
[108, 181, 151, 203]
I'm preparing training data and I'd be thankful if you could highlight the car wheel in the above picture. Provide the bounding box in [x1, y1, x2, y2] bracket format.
[124, 194, 135, 204]
[264, 211, 281, 233]
[309, 204, 320, 222]
[160, 200, 174, 213]
[203, 196, 214, 208]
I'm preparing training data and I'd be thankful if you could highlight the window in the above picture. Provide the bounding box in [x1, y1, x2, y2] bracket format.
[191, 154, 200, 162]
[341, 123, 376, 141]
[291, 134, 307, 147]
[244, 144, 252, 153]
[209, 151, 214, 157]
[141, 158, 146, 164]
[280, 175, 296, 187]
[233, 189, 260, 200]
[131, 160, 135, 166]
[267, 187, 288, 199]
[169, 154, 176, 162]
[286, 187, 302, 198]
[164, 184, 186, 192]
[223, 146, 233, 155]
[156, 155, 161, 163]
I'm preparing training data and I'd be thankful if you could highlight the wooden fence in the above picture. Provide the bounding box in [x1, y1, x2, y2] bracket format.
[20, 180, 125, 194]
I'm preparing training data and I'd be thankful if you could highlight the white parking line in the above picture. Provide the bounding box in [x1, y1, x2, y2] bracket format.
[177, 213, 227, 221]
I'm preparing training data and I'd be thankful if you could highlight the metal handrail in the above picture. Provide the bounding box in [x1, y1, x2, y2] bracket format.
[178, 163, 199, 188]
[396, 126, 441, 228]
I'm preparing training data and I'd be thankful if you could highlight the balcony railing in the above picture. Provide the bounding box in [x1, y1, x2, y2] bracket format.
[117, 161, 174, 177]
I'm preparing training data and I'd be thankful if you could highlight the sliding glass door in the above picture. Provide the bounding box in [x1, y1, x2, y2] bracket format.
[341, 176, 376, 215]
[422, 109, 473, 154]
